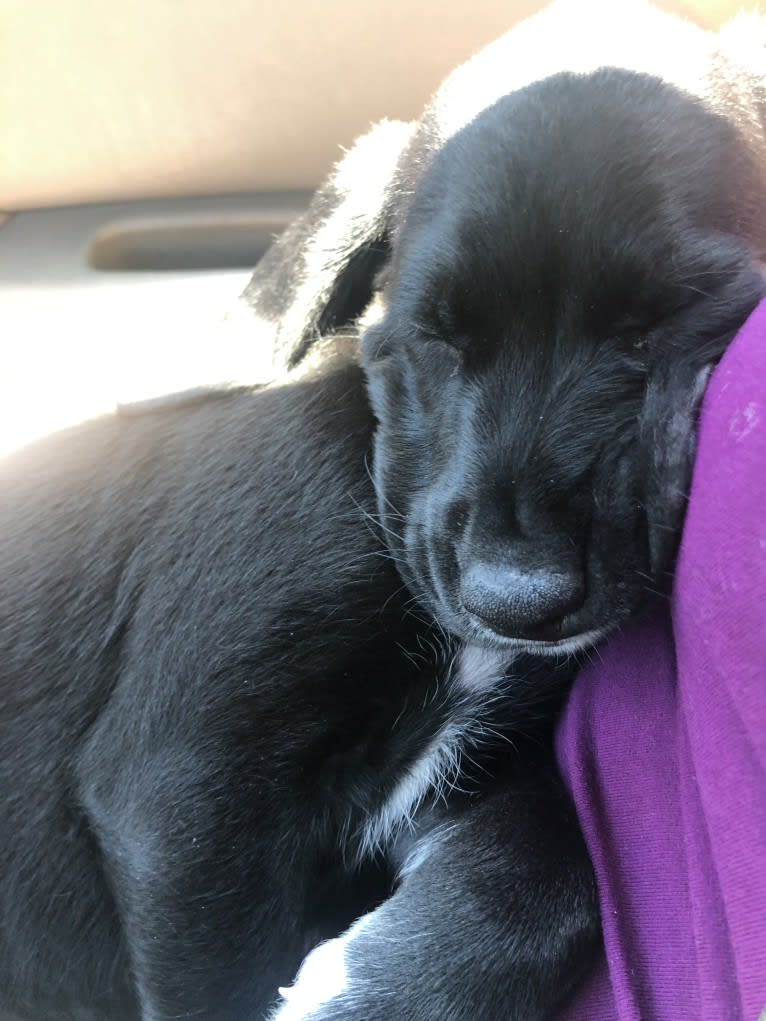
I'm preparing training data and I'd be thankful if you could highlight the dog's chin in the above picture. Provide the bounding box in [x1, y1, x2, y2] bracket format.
[475, 625, 613, 658]
[433, 601, 615, 659]
[469, 621, 613, 658]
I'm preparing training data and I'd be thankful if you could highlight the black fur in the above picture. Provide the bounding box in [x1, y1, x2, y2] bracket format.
[0, 344, 596, 1021]
[267, 69, 766, 1021]
[0, 348, 412, 1019]
[361, 69, 766, 655]
[235, 8, 766, 1015]
[4, 5, 766, 1020]
[238, 6, 766, 652]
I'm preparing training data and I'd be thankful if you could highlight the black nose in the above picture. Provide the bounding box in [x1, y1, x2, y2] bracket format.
[460, 562, 585, 641]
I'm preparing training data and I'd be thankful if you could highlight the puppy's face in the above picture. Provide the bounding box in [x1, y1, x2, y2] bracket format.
[362, 72, 765, 655]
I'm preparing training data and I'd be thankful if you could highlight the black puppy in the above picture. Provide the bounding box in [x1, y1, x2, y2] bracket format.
[242, 8, 766, 666]
[238, 4, 766, 1018]
[4, 4, 766, 1021]
[360, 67, 766, 658]
[0, 340, 594, 1021]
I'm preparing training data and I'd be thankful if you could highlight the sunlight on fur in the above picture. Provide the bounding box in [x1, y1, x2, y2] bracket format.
[0, 272, 278, 456]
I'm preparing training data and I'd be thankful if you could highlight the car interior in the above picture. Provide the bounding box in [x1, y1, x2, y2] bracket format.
[0, 0, 741, 457]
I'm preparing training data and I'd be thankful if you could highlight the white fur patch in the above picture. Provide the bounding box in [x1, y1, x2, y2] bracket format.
[454, 644, 512, 692]
[432, 0, 713, 144]
[271, 914, 373, 1021]
[358, 646, 510, 858]
[276, 119, 412, 361]
[357, 719, 465, 859]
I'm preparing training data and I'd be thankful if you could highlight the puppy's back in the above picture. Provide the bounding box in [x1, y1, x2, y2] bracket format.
[0, 347, 385, 1016]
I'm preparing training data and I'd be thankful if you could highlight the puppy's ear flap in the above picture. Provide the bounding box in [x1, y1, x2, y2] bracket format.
[237, 118, 413, 374]
[639, 363, 712, 579]
[638, 258, 766, 576]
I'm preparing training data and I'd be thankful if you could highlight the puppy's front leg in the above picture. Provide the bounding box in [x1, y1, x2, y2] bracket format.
[273, 766, 600, 1021]
[76, 709, 318, 1021]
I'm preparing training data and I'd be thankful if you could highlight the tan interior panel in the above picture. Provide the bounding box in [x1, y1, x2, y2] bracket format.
[0, 0, 749, 211]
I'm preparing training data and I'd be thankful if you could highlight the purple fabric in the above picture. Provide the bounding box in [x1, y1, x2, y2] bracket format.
[555, 299, 766, 1020]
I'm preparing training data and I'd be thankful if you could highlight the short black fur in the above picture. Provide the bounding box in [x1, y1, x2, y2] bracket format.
[361, 70, 766, 655]
[0, 345, 596, 1021]
[4, 8, 766, 1021]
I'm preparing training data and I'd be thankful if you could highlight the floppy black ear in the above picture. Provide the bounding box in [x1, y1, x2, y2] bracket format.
[638, 259, 766, 576]
[639, 362, 712, 579]
[237, 119, 413, 375]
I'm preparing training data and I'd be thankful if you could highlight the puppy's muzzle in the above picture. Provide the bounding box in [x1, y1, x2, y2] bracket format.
[460, 561, 585, 642]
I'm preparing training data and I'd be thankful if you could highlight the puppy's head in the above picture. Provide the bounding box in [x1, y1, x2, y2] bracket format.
[362, 70, 766, 655]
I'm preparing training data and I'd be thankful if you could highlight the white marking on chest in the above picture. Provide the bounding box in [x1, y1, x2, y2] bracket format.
[272, 647, 512, 1018]
[357, 719, 465, 859]
[357, 645, 510, 859]
[271, 913, 373, 1020]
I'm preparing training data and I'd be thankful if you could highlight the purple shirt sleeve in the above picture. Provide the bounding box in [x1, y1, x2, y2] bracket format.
[555, 299, 766, 1020]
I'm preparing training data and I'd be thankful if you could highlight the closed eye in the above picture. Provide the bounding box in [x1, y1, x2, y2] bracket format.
[412, 320, 467, 355]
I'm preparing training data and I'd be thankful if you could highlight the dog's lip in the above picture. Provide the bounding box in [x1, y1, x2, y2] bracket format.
[502, 626, 611, 655]
[459, 612, 611, 656]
